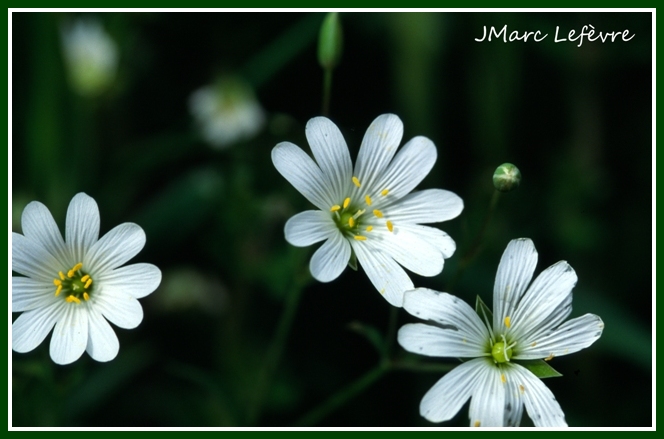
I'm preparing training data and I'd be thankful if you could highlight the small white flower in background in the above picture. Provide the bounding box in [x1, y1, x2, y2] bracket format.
[189, 76, 265, 149]
[12, 193, 161, 365]
[60, 17, 119, 97]
[272, 114, 463, 307]
[398, 238, 604, 427]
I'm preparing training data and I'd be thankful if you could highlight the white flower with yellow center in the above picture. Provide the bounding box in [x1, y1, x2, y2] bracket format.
[398, 238, 604, 427]
[12, 193, 161, 365]
[272, 114, 463, 307]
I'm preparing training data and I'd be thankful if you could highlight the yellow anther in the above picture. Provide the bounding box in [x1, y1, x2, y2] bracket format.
[59, 271, 65, 280]
[330, 205, 341, 212]
[474, 421, 481, 427]
[55, 285, 62, 297]
[365, 195, 372, 206]
[67, 270, 75, 278]
[53, 279, 62, 286]
[66, 295, 81, 304]
[83, 292, 90, 301]
[545, 353, 555, 362]
[504, 316, 511, 328]
[501, 374, 506, 383]
[84, 279, 93, 289]
[81, 274, 90, 283]
[381, 189, 389, 196]
[519, 385, 525, 394]
[354, 235, 367, 241]
[531, 342, 537, 347]
[343, 197, 351, 209]
[352, 176, 361, 187]
[373, 209, 384, 218]
[71, 263, 83, 272]
[386, 220, 394, 232]
[366, 226, 373, 232]
[348, 217, 355, 228]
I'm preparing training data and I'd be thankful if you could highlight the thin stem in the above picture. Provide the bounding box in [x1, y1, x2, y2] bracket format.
[450, 189, 501, 289]
[321, 68, 333, 116]
[293, 364, 388, 427]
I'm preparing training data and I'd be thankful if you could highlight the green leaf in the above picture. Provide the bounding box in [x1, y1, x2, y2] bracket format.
[517, 359, 563, 379]
[347, 250, 358, 271]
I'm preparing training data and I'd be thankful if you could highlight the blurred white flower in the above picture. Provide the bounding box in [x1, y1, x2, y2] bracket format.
[272, 114, 463, 307]
[60, 17, 119, 97]
[189, 77, 265, 148]
[12, 193, 161, 365]
[398, 238, 604, 427]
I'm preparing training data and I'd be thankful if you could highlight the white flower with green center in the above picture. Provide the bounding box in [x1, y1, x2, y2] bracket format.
[398, 238, 604, 427]
[12, 193, 161, 365]
[272, 114, 463, 307]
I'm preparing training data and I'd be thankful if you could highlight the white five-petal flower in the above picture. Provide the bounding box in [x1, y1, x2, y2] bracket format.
[12, 193, 161, 365]
[398, 238, 604, 427]
[272, 114, 463, 307]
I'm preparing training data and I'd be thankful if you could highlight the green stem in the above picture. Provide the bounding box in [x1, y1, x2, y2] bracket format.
[450, 190, 501, 289]
[293, 364, 388, 427]
[322, 68, 333, 117]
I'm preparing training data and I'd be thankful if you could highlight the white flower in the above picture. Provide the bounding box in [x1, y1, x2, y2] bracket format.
[271, 114, 463, 307]
[189, 76, 265, 149]
[12, 193, 161, 365]
[398, 238, 604, 427]
[61, 17, 119, 97]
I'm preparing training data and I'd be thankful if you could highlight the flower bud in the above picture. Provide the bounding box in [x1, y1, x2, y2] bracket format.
[318, 12, 343, 70]
[493, 163, 521, 192]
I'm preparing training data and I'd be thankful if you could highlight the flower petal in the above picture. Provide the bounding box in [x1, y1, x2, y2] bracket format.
[284, 210, 336, 247]
[398, 322, 487, 358]
[12, 276, 59, 312]
[419, 357, 489, 423]
[504, 375, 524, 426]
[515, 313, 604, 360]
[353, 114, 403, 191]
[493, 238, 538, 333]
[370, 227, 444, 276]
[96, 263, 162, 299]
[49, 304, 89, 365]
[21, 200, 69, 265]
[505, 363, 567, 427]
[511, 261, 577, 339]
[386, 189, 464, 224]
[309, 231, 350, 283]
[352, 240, 414, 307]
[86, 309, 120, 362]
[86, 223, 146, 273]
[12, 302, 63, 353]
[12, 232, 61, 281]
[402, 288, 489, 346]
[468, 359, 505, 427]
[272, 141, 335, 210]
[397, 224, 457, 259]
[374, 136, 436, 200]
[305, 117, 352, 203]
[66, 193, 100, 263]
[95, 290, 144, 329]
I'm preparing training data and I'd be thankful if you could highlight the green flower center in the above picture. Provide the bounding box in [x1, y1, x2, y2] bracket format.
[53, 262, 94, 304]
[491, 341, 513, 363]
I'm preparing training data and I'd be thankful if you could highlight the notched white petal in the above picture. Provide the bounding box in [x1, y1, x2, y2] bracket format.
[398, 323, 486, 358]
[12, 276, 59, 312]
[12, 303, 63, 353]
[49, 305, 89, 365]
[352, 241, 413, 307]
[309, 232, 350, 282]
[86, 223, 146, 273]
[12, 232, 61, 281]
[66, 192, 101, 263]
[354, 114, 403, 189]
[86, 309, 120, 362]
[305, 117, 352, 203]
[387, 189, 463, 225]
[507, 363, 567, 427]
[96, 292, 144, 329]
[375, 136, 436, 199]
[21, 201, 69, 264]
[97, 263, 162, 299]
[285, 210, 335, 247]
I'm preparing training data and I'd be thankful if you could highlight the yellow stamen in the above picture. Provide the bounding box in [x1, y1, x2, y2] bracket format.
[474, 421, 481, 427]
[67, 270, 75, 278]
[354, 235, 367, 241]
[531, 342, 537, 347]
[373, 209, 384, 218]
[84, 279, 93, 289]
[348, 217, 355, 228]
[330, 205, 341, 212]
[83, 292, 90, 301]
[58, 271, 65, 281]
[343, 197, 351, 209]
[366, 226, 373, 232]
[519, 385, 525, 394]
[81, 274, 90, 282]
[501, 374, 506, 383]
[71, 262, 83, 272]
[66, 295, 81, 304]
[352, 176, 361, 187]
[381, 189, 389, 196]
[386, 220, 394, 232]
[545, 353, 555, 362]
[504, 316, 511, 328]
[365, 195, 372, 206]
[53, 279, 62, 286]
[55, 285, 62, 297]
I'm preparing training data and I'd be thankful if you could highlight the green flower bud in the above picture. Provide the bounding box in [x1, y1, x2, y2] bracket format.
[318, 13, 343, 70]
[493, 163, 522, 192]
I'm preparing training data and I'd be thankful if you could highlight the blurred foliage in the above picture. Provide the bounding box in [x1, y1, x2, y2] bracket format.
[11, 12, 652, 427]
